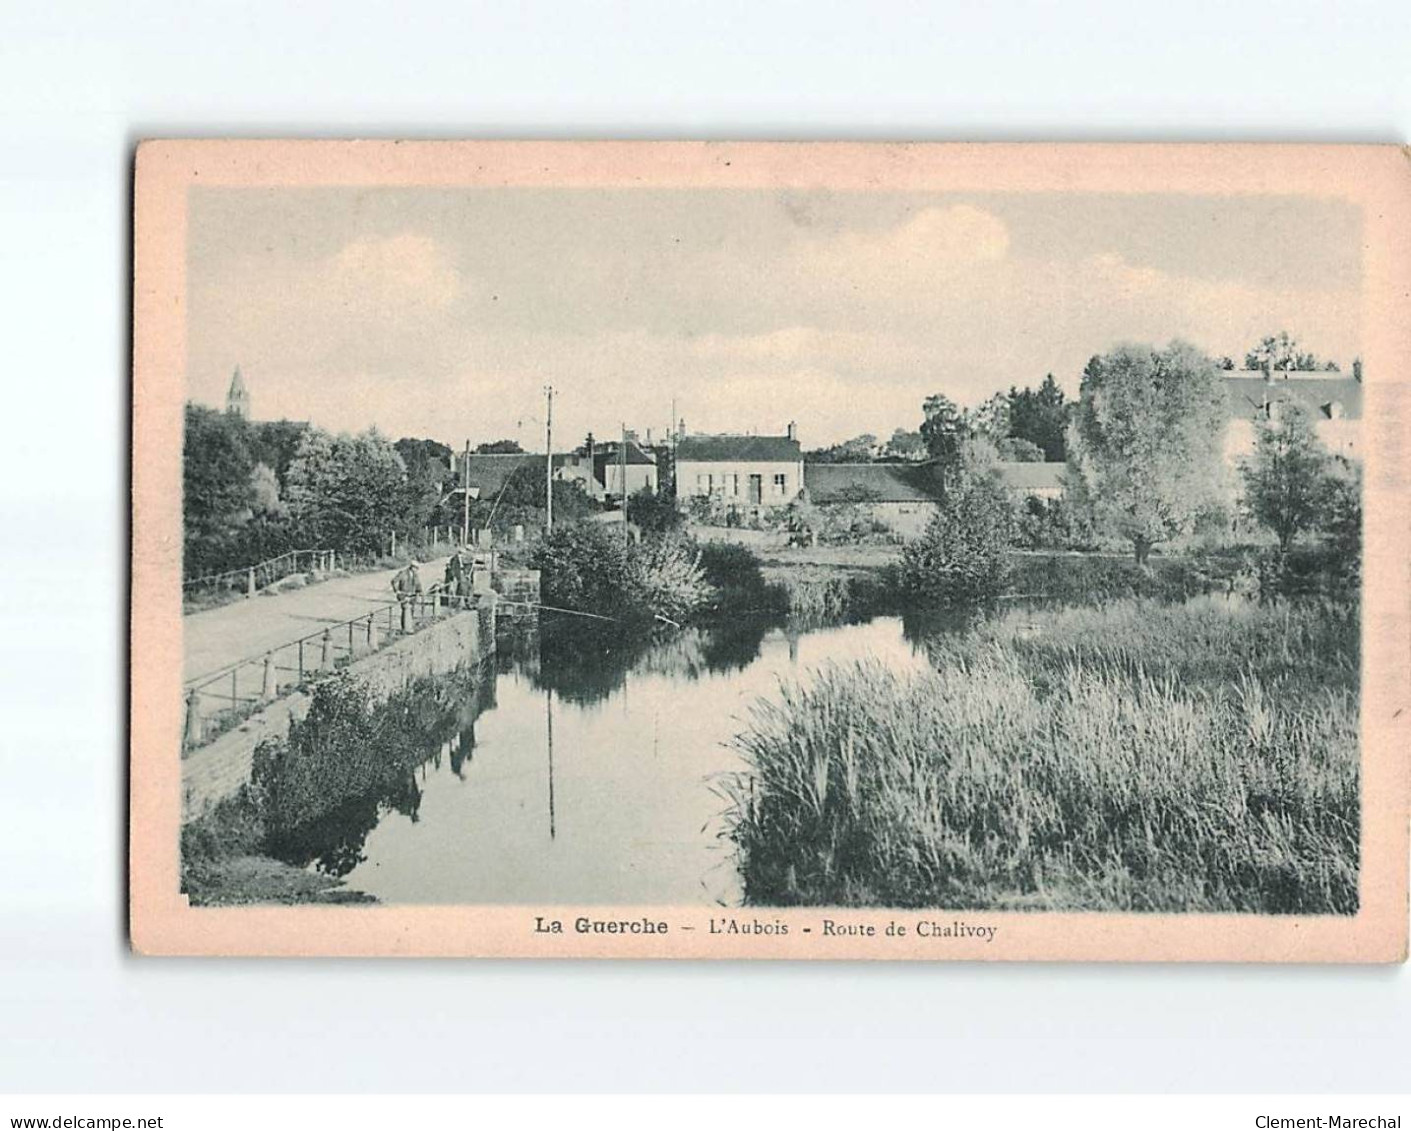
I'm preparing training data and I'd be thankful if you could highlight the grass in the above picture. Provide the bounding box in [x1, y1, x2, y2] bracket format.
[723, 596, 1359, 914]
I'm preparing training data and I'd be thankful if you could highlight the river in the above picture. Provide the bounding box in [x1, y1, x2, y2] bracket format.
[290, 614, 935, 905]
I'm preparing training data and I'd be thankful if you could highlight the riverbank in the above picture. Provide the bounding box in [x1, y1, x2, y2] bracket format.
[724, 594, 1359, 913]
[181, 660, 492, 905]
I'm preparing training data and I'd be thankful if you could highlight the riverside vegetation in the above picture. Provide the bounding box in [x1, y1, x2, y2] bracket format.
[722, 596, 1358, 913]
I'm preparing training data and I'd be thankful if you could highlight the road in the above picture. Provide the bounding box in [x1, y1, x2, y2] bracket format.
[183, 557, 451, 683]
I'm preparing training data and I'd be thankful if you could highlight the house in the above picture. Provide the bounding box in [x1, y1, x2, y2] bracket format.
[589, 433, 658, 500]
[675, 423, 804, 516]
[802, 463, 943, 540]
[1223, 370, 1362, 462]
[994, 461, 1066, 501]
[458, 451, 600, 502]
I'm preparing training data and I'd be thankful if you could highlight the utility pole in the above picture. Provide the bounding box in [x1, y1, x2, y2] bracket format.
[621, 421, 630, 547]
[461, 439, 471, 547]
[544, 385, 554, 533]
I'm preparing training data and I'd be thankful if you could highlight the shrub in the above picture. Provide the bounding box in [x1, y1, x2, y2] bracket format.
[627, 486, 684, 535]
[901, 469, 1014, 606]
[696, 542, 789, 618]
[533, 522, 714, 623]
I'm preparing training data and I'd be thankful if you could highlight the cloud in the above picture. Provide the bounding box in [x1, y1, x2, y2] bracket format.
[327, 233, 463, 312]
[186, 197, 1359, 448]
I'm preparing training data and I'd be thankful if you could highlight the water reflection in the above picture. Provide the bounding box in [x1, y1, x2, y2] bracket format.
[283, 613, 933, 904]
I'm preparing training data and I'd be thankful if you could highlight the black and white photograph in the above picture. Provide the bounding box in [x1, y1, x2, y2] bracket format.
[128, 140, 1408, 961]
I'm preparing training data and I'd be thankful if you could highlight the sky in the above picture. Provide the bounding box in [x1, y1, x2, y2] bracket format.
[186, 186, 1362, 450]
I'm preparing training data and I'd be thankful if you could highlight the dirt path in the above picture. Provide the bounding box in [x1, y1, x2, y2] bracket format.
[183, 558, 451, 683]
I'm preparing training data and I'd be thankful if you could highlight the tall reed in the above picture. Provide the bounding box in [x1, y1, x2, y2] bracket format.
[723, 597, 1359, 913]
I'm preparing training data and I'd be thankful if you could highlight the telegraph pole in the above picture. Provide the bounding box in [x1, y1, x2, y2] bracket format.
[461, 439, 471, 547]
[544, 385, 555, 532]
[621, 421, 630, 546]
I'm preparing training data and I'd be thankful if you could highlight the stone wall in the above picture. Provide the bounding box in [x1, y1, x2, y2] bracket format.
[492, 567, 541, 624]
[181, 605, 494, 822]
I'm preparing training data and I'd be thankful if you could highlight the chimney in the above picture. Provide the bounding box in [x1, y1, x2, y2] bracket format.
[678, 417, 686, 439]
[645, 427, 653, 447]
[786, 420, 797, 442]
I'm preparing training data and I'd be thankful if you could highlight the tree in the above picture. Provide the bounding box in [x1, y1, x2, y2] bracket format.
[285, 428, 410, 555]
[883, 429, 926, 461]
[967, 392, 1011, 443]
[1244, 332, 1337, 373]
[920, 393, 971, 467]
[248, 462, 284, 516]
[995, 437, 1044, 463]
[804, 434, 879, 463]
[1068, 341, 1229, 566]
[394, 437, 455, 531]
[1007, 373, 1070, 461]
[901, 445, 1015, 606]
[1241, 399, 1330, 553]
[183, 404, 256, 577]
[627, 485, 684, 534]
[475, 438, 525, 454]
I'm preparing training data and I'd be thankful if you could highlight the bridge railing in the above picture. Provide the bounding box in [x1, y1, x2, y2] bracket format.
[183, 549, 337, 601]
[181, 586, 493, 755]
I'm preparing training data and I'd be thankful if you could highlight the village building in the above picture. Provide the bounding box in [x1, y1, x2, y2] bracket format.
[1223, 370, 1362, 463]
[994, 461, 1066, 501]
[801, 463, 942, 540]
[675, 423, 805, 518]
[589, 432, 659, 499]
[458, 438, 658, 506]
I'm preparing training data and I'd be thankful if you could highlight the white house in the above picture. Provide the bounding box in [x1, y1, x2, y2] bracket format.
[675, 424, 804, 516]
[1223, 371, 1362, 463]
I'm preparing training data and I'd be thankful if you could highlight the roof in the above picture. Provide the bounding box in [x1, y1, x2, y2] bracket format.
[594, 440, 657, 467]
[995, 462, 1066, 492]
[1224, 372, 1362, 421]
[459, 453, 550, 495]
[676, 433, 801, 463]
[804, 463, 941, 504]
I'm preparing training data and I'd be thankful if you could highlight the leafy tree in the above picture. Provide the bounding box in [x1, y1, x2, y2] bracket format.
[1244, 331, 1337, 373]
[394, 437, 456, 531]
[901, 445, 1015, 606]
[919, 393, 971, 467]
[247, 420, 311, 488]
[627, 485, 684, 534]
[883, 428, 926, 461]
[804, 434, 879, 463]
[966, 393, 1011, 443]
[995, 437, 1045, 463]
[285, 428, 410, 555]
[1068, 341, 1229, 566]
[1240, 398, 1330, 553]
[1320, 458, 1362, 576]
[183, 404, 256, 577]
[1007, 373, 1070, 461]
[249, 462, 284, 516]
[474, 438, 525, 454]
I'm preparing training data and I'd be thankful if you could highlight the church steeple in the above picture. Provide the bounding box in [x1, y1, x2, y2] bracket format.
[226, 366, 251, 419]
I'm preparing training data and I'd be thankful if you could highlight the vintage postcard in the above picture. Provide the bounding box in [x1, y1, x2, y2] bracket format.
[131, 141, 1410, 960]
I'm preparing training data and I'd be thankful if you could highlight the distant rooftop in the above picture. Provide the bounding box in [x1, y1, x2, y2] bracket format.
[804, 462, 940, 503]
[994, 461, 1067, 492]
[676, 433, 801, 463]
[1224, 371, 1363, 421]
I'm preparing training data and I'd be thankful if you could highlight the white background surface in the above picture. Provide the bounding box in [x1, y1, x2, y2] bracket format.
[2, 0, 1409, 1094]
